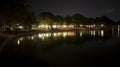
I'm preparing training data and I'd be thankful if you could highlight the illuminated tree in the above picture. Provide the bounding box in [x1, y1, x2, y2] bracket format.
[39, 12, 55, 30]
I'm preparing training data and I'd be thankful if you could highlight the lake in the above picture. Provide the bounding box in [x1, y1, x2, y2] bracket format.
[0, 29, 120, 67]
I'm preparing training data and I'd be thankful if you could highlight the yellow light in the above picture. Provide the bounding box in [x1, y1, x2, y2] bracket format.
[93, 31, 96, 36]
[46, 33, 49, 37]
[41, 25, 45, 28]
[68, 32, 75, 36]
[101, 30, 104, 37]
[69, 25, 74, 28]
[45, 33, 51, 37]
[118, 28, 120, 37]
[17, 40, 20, 45]
[18, 26, 23, 29]
[31, 36, 34, 40]
[90, 30, 95, 36]
[17, 24, 19, 25]
[80, 31, 83, 37]
[45, 25, 48, 29]
[80, 25, 83, 27]
[63, 25, 67, 28]
[38, 25, 43, 28]
[38, 34, 43, 38]
[52, 25, 57, 28]
[53, 33, 58, 37]
[98, 31, 101, 36]
[101, 24, 104, 27]
[63, 32, 67, 37]
[58, 32, 62, 36]
[93, 24, 96, 27]
[38, 25, 40, 28]
[118, 28, 120, 31]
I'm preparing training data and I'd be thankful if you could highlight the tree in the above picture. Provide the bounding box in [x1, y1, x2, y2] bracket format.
[117, 21, 120, 25]
[39, 12, 55, 30]
[72, 13, 85, 28]
[96, 16, 114, 26]
[64, 16, 73, 26]
[55, 15, 64, 25]
[85, 18, 96, 25]
[24, 12, 37, 30]
[0, 0, 28, 31]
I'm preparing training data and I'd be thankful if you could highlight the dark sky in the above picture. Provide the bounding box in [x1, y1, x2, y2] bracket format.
[28, 0, 120, 21]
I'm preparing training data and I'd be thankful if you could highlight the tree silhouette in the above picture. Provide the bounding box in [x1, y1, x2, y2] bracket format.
[24, 12, 36, 30]
[0, 0, 28, 31]
[39, 12, 55, 30]
[55, 15, 64, 25]
[72, 13, 85, 28]
[64, 16, 73, 26]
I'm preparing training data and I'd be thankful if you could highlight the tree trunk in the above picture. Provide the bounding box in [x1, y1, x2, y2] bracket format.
[0, 16, 6, 32]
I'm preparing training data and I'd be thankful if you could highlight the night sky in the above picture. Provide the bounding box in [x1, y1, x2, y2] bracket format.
[28, 0, 120, 21]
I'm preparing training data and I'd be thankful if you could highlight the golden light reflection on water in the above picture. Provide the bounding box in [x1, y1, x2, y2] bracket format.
[31, 36, 34, 40]
[93, 31, 96, 36]
[90, 30, 96, 36]
[118, 28, 120, 37]
[68, 32, 75, 36]
[37, 32, 75, 39]
[38, 34, 43, 38]
[16, 30, 107, 45]
[17, 37, 24, 45]
[80, 31, 83, 37]
[63, 32, 68, 37]
[28, 36, 31, 39]
[53, 33, 58, 37]
[98, 30, 104, 37]
[17, 40, 20, 45]
[101, 30, 104, 37]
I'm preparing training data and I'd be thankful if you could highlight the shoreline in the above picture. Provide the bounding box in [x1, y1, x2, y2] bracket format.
[0, 29, 77, 38]
[0, 28, 112, 38]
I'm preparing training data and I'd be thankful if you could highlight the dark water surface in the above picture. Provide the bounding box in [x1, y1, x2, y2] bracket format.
[0, 29, 120, 67]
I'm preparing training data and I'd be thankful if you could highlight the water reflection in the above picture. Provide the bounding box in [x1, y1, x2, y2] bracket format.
[80, 31, 83, 37]
[101, 30, 104, 37]
[38, 32, 75, 39]
[117, 26, 120, 37]
[4, 29, 120, 67]
[17, 40, 20, 45]
[90, 30, 96, 36]
[16, 29, 120, 45]
[31, 36, 34, 40]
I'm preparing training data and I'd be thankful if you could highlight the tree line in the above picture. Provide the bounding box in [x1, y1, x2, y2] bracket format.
[0, 0, 36, 31]
[38, 12, 115, 29]
[0, 0, 118, 31]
